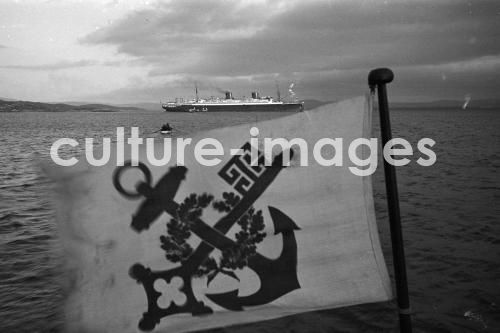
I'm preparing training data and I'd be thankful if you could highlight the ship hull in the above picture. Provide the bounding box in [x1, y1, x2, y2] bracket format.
[163, 103, 303, 112]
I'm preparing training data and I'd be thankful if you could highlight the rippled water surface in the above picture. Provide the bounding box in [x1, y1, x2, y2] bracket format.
[0, 108, 499, 332]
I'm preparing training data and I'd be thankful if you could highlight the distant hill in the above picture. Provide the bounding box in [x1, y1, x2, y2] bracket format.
[113, 102, 163, 111]
[1, 98, 329, 112]
[302, 99, 334, 110]
[0, 99, 144, 112]
[73, 103, 141, 111]
[62, 101, 162, 111]
[303, 98, 500, 110]
[301, 98, 500, 111]
[2, 97, 498, 113]
[0, 97, 19, 102]
[391, 99, 500, 110]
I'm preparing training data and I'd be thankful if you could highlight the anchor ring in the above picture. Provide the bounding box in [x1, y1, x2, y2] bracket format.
[113, 161, 152, 199]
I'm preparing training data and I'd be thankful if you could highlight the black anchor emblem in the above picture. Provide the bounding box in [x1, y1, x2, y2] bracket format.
[113, 145, 301, 331]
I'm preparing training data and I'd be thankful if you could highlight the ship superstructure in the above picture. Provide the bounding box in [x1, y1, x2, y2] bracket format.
[162, 89, 303, 113]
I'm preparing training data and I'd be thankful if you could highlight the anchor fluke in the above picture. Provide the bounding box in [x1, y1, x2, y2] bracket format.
[206, 206, 301, 310]
[205, 290, 244, 311]
[268, 206, 300, 235]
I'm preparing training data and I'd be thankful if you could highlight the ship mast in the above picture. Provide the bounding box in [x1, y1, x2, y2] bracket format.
[276, 81, 281, 102]
[195, 82, 199, 102]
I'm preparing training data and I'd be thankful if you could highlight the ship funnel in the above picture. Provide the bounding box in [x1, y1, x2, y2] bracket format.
[251, 92, 260, 99]
[225, 91, 233, 99]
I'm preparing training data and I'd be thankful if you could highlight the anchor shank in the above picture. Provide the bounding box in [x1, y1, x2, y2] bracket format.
[181, 151, 290, 270]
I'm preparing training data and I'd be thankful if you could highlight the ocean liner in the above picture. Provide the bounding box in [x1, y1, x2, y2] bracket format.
[162, 86, 303, 112]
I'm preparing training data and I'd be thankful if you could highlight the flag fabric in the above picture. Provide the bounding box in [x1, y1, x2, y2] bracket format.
[48, 96, 391, 333]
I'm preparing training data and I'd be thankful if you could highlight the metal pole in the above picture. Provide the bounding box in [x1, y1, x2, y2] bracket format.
[368, 68, 412, 333]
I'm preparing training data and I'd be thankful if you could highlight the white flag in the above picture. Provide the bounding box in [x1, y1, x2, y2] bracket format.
[48, 96, 391, 332]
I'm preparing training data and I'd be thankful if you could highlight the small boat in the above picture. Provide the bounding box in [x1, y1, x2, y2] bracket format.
[160, 123, 173, 134]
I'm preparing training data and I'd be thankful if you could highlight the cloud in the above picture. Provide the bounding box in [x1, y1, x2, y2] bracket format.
[78, 0, 500, 101]
[81, 0, 282, 74]
[83, 0, 500, 74]
[82, 53, 500, 103]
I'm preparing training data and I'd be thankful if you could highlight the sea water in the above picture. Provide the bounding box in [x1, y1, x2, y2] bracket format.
[0, 108, 499, 332]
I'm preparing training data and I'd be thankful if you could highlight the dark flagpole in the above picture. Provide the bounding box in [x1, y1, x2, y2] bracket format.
[368, 68, 412, 333]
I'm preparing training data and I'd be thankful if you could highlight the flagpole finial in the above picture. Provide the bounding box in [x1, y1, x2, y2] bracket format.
[368, 68, 394, 91]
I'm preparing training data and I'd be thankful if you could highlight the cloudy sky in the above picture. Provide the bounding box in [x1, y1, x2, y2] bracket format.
[0, 0, 499, 103]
